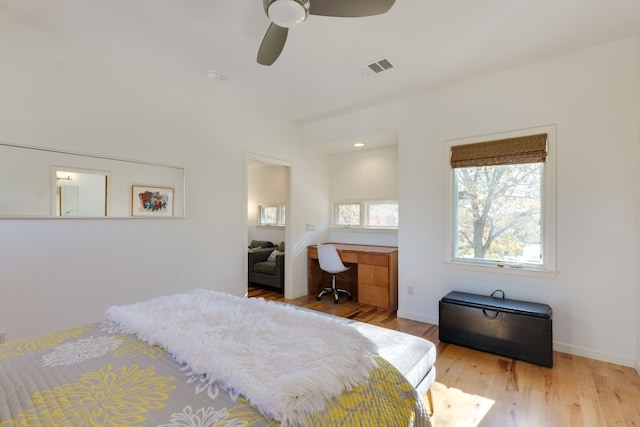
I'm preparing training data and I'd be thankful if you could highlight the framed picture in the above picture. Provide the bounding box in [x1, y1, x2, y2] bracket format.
[131, 185, 174, 217]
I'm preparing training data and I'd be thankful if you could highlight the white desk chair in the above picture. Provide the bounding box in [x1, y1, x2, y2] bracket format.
[316, 244, 352, 304]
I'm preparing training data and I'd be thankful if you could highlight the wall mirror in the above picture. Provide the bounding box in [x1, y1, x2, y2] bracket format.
[0, 142, 185, 218]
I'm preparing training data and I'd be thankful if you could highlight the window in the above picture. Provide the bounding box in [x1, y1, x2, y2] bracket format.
[367, 201, 398, 227]
[446, 127, 556, 275]
[333, 201, 398, 228]
[258, 204, 285, 226]
[334, 203, 361, 226]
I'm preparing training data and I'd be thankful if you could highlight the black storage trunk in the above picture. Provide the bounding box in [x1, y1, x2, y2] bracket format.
[439, 291, 553, 367]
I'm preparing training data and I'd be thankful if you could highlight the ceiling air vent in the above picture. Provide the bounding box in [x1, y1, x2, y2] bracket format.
[356, 58, 394, 77]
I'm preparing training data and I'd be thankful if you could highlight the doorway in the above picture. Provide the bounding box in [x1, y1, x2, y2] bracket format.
[244, 153, 292, 299]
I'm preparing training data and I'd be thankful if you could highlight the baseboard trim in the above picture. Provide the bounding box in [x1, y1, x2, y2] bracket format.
[553, 342, 635, 368]
[397, 309, 637, 369]
[397, 310, 438, 326]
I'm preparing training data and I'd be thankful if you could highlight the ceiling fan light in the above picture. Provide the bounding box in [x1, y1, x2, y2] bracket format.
[267, 0, 309, 28]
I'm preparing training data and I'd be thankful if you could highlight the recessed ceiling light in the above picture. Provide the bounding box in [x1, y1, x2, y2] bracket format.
[354, 143, 365, 147]
[206, 70, 223, 80]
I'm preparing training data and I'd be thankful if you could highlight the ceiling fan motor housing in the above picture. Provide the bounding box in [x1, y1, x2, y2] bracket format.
[264, 0, 310, 27]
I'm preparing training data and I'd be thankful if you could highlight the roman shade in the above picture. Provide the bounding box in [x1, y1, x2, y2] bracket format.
[450, 133, 547, 168]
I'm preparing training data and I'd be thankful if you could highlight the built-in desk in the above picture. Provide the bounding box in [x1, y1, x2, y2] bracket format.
[308, 244, 398, 312]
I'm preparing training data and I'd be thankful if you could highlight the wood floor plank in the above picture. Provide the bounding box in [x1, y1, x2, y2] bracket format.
[249, 286, 640, 426]
[574, 355, 607, 427]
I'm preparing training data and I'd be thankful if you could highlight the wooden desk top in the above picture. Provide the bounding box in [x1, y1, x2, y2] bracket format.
[308, 243, 398, 255]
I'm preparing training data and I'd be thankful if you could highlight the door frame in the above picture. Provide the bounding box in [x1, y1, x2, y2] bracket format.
[243, 152, 293, 299]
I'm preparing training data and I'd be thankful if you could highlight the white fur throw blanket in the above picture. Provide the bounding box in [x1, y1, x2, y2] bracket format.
[105, 289, 378, 426]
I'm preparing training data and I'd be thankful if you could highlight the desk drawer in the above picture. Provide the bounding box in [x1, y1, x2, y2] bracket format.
[358, 284, 390, 309]
[358, 264, 388, 287]
[309, 247, 357, 263]
[358, 254, 388, 266]
[339, 252, 358, 263]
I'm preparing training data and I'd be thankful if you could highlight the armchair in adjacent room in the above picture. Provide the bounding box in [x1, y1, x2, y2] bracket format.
[248, 241, 284, 292]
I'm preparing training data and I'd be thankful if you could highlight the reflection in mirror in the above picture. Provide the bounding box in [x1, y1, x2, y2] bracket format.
[54, 169, 107, 217]
[57, 185, 78, 216]
[0, 142, 185, 218]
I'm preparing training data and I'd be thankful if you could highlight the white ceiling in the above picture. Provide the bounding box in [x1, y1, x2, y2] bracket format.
[5, 0, 640, 124]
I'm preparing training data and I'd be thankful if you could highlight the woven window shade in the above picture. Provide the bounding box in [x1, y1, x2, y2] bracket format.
[450, 133, 547, 168]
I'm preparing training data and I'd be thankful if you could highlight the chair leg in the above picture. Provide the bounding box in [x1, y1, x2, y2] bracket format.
[317, 287, 334, 300]
[332, 275, 351, 303]
[336, 288, 352, 298]
[317, 274, 352, 303]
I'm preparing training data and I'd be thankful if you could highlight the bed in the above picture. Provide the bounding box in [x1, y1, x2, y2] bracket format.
[0, 290, 435, 426]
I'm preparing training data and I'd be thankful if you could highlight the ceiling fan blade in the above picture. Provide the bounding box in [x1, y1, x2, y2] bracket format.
[309, 0, 395, 17]
[257, 23, 288, 66]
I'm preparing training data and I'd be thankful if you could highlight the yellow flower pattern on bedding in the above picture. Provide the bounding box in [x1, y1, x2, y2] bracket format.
[224, 356, 426, 427]
[304, 356, 425, 427]
[111, 334, 165, 360]
[1, 364, 175, 426]
[0, 325, 91, 360]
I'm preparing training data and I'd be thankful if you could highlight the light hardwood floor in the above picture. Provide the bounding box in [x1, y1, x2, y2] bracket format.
[248, 286, 640, 427]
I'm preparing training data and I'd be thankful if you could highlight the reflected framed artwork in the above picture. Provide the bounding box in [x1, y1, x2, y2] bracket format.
[131, 185, 174, 217]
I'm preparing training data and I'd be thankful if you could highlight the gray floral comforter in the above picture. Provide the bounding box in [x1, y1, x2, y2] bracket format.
[0, 321, 430, 426]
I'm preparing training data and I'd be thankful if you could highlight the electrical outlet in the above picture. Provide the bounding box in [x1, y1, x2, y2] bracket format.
[0, 331, 6, 344]
[408, 286, 414, 295]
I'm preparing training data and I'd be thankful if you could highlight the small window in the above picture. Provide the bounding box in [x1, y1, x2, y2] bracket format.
[335, 203, 361, 226]
[333, 201, 399, 229]
[258, 204, 285, 226]
[367, 201, 398, 227]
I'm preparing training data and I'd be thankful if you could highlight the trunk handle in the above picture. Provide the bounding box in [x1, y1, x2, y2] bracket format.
[491, 289, 505, 299]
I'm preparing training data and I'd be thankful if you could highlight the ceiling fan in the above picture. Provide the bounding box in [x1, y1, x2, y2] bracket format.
[257, 0, 396, 66]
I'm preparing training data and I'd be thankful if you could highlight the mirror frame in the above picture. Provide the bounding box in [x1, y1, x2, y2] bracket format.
[0, 141, 185, 219]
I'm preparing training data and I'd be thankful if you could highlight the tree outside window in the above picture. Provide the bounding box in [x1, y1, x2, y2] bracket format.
[259, 204, 285, 226]
[454, 163, 542, 264]
[335, 203, 361, 226]
[368, 202, 399, 227]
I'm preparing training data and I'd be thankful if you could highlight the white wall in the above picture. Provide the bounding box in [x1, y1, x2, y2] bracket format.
[0, 10, 329, 340]
[304, 38, 639, 367]
[329, 145, 398, 200]
[328, 145, 399, 246]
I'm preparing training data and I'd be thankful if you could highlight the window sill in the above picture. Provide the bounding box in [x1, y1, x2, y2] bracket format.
[256, 225, 284, 230]
[329, 226, 398, 234]
[443, 260, 558, 279]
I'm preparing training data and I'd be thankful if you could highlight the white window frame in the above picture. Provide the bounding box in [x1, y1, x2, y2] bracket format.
[258, 203, 286, 227]
[444, 125, 557, 278]
[334, 202, 362, 227]
[332, 200, 399, 230]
